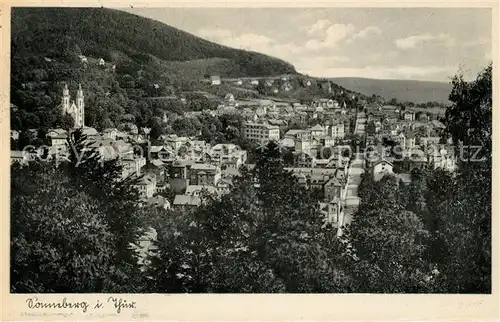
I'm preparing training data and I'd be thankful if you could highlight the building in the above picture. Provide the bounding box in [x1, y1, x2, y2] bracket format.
[402, 110, 416, 121]
[209, 144, 247, 167]
[310, 124, 326, 137]
[135, 175, 156, 199]
[185, 185, 218, 197]
[47, 128, 68, 147]
[98, 58, 105, 66]
[369, 159, 394, 181]
[324, 176, 344, 201]
[319, 199, 345, 230]
[242, 122, 280, 145]
[11, 150, 30, 165]
[143, 159, 166, 182]
[210, 76, 221, 85]
[61, 83, 85, 128]
[147, 195, 171, 210]
[189, 163, 221, 186]
[293, 151, 316, 168]
[173, 194, 202, 211]
[121, 154, 147, 178]
[327, 121, 345, 139]
[103, 128, 118, 140]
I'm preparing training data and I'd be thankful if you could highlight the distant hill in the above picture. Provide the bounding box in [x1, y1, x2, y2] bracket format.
[11, 7, 296, 78]
[330, 77, 453, 104]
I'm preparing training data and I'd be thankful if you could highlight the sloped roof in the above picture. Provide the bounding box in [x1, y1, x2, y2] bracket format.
[173, 194, 202, 206]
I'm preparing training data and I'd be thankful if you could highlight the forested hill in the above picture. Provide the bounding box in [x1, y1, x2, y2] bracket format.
[10, 7, 298, 133]
[11, 7, 296, 77]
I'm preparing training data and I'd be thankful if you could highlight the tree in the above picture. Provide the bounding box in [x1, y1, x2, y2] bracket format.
[11, 162, 116, 292]
[148, 142, 353, 292]
[344, 175, 432, 293]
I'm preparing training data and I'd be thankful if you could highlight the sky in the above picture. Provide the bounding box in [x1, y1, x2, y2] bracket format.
[122, 8, 492, 82]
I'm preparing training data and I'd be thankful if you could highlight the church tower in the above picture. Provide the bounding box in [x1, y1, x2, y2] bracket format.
[62, 83, 70, 114]
[76, 83, 85, 127]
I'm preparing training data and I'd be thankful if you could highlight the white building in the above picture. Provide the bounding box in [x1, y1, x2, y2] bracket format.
[242, 123, 280, 145]
[61, 83, 85, 128]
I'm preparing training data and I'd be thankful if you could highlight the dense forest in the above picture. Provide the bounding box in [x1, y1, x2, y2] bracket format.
[12, 8, 296, 77]
[11, 64, 492, 293]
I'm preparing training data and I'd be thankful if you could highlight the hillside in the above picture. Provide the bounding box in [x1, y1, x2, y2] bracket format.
[10, 7, 299, 133]
[11, 7, 296, 78]
[330, 77, 453, 104]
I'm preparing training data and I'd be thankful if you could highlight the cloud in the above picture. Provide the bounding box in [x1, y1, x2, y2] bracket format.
[304, 21, 381, 51]
[352, 26, 382, 40]
[307, 19, 331, 36]
[395, 33, 455, 50]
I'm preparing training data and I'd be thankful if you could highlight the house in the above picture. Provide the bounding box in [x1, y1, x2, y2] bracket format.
[293, 151, 316, 168]
[419, 136, 441, 147]
[173, 194, 202, 211]
[272, 88, 279, 94]
[168, 160, 191, 192]
[98, 58, 105, 66]
[295, 135, 312, 153]
[427, 146, 457, 172]
[185, 185, 218, 197]
[210, 144, 247, 166]
[234, 79, 243, 86]
[310, 124, 326, 137]
[135, 175, 156, 199]
[189, 163, 221, 186]
[121, 154, 147, 178]
[143, 159, 166, 182]
[103, 128, 118, 140]
[324, 176, 344, 201]
[285, 129, 308, 140]
[369, 159, 394, 181]
[147, 195, 171, 210]
[215, 178, 232, 195]
[47, 128, 68, 147]
[402, 110, 416, 121]
[250, 79, 259, 86]
[210, 76, 221, 85]
[319, 199, 345, 232]
[404, 130, 417, 150]
[314, 99, 334, 109]
[11, 150, 30, 165]
[255, 106, 268, 118]
[265, 79, 274, 87]
[293, 111, 308, 126]
[164, 134, 190, 151]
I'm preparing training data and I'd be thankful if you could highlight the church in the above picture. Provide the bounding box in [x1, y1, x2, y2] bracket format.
[62, 83, 85, 128]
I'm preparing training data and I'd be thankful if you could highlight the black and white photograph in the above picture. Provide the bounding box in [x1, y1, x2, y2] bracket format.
[8, 5, 493, 297]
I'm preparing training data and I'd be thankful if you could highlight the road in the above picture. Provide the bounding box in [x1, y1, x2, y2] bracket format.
[339, 112, 367, 235]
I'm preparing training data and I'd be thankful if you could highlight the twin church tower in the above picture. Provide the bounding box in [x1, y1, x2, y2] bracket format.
[62, 83, 85, 128]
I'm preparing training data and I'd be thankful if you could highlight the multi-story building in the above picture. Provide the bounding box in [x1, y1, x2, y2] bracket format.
[189, 163, 221, 186]
[327, 121, 345, 139]
[242, 122, 280, 145]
